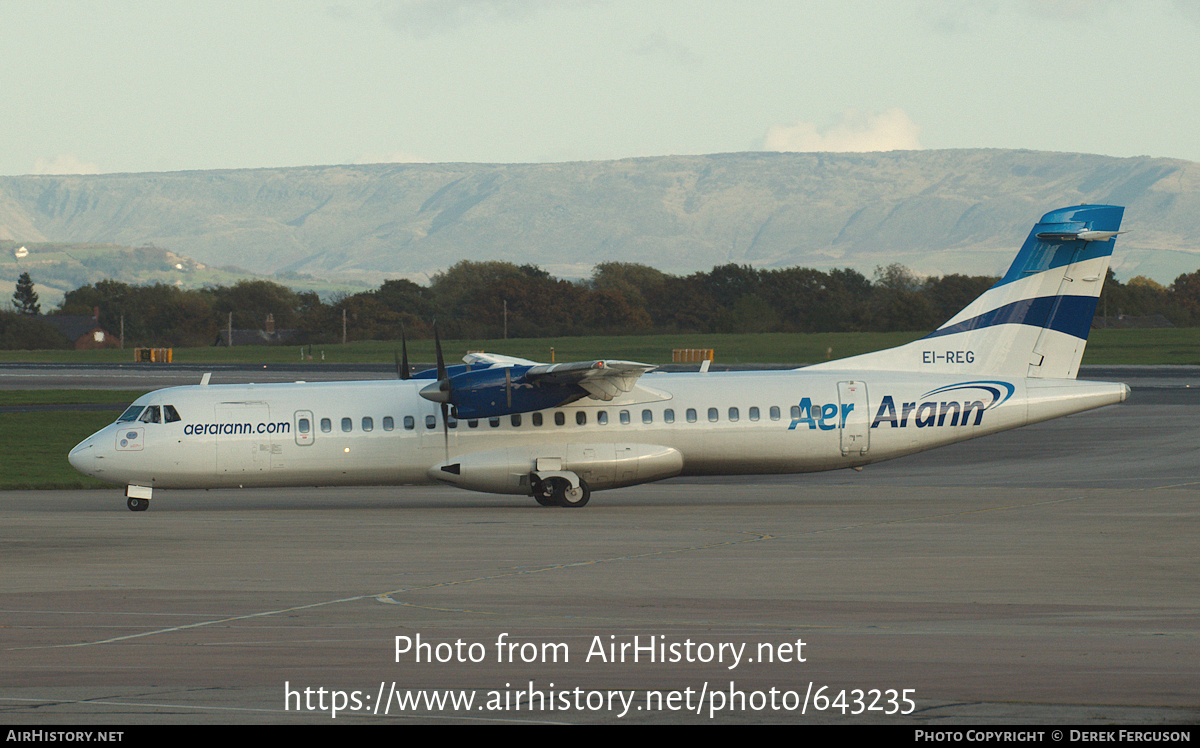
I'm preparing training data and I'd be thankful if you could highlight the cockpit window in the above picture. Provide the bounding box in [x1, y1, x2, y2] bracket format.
[163, 405, 181, 423]
[117, 405, 144, 422]
[138, 406, 162, 424]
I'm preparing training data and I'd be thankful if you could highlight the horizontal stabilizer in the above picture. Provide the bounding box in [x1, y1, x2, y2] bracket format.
[1036, 229, 1125, 242]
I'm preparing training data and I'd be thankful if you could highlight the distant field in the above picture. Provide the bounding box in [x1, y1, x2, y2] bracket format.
[0, 391, 146, 489]
[1080, 328, 1200, 365]
[0, 409, 121, 489]
[0, 390, 147, 406]
[0, 327, 1196, 365]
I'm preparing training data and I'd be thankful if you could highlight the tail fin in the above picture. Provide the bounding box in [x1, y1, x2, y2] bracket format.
[809, 204, 1124, 379]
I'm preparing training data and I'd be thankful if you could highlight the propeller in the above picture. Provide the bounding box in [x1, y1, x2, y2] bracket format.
[395, 324, 411, 380]
[434, 322, 450, 461]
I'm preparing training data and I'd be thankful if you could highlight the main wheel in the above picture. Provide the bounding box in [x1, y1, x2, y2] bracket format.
[531, 477, 558, 506]
[557, 479, 590, 508]
[127, 497, 149, 512]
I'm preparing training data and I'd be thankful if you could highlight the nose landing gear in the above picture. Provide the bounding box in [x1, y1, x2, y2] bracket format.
[125, 485, 152, 512]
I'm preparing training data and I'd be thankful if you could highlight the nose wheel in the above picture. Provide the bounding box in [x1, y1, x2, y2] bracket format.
[125, 485, 152, 511]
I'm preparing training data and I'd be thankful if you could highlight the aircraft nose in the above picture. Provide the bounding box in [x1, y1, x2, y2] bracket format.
[68, 436, 98, 476]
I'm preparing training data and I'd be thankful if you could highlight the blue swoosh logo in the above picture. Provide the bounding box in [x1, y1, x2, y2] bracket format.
[920, 380, 1015, 410]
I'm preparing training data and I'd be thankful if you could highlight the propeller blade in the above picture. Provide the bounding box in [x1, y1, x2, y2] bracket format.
[434, 321, 446, 381]
[441, 402, 450, 461]
[434, 321, 449, 461]
[505, 367, 512, 409]
[398, 325, 411, 380]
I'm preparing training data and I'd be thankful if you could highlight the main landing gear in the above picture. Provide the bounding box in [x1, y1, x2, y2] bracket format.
[530, 474, 591, 508]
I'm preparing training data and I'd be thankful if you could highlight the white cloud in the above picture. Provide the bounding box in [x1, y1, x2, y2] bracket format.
[763, 108, 922, 153]
[31, 154, 101, 175]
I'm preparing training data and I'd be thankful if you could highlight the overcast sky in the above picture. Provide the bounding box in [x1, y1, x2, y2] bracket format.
[4, 0, 1199, 175]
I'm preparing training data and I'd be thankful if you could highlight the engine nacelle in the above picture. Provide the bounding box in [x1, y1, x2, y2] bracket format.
[428, 443, 684, 495]
[419, 366, 584, 420]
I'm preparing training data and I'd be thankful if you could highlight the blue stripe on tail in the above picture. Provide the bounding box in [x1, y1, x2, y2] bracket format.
[924, 295, 1099, 341]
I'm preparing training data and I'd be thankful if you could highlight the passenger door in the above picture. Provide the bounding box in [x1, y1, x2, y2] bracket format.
[838, 381, 870, 456]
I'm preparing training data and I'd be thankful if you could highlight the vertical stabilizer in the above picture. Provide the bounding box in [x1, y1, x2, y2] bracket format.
[809, 205, 1124, 379]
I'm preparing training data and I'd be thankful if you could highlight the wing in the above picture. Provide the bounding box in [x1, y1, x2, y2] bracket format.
[462, 352, 656, 402]
[462, 352, 540, 367]
[524, 360, 656, 401]
[420, 356, 657, 418]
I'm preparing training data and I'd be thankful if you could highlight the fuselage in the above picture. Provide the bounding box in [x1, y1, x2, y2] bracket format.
[67, 204, 1133, 508]
[68, 368, 1129, 493]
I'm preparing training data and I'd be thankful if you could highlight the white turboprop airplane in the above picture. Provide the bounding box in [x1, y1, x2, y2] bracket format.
[70, 205, 1130, 511]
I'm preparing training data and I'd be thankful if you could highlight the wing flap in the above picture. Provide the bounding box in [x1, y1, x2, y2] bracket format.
[525, 360, 656, 402]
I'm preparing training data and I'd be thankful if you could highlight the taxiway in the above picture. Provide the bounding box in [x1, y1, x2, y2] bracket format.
[0, 367, 1196, 724]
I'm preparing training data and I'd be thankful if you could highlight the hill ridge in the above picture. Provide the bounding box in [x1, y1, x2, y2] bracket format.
[2, 149, 1197, 286]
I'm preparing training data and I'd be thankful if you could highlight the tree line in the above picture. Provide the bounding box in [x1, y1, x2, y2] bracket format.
[5, 261, 1200, 350]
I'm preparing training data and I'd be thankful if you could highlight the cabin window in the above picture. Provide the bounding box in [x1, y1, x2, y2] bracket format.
[554, 412, 565, 426]
[619, 410, 630, 425]
[642, 409, 653, 424]
[403, 416, 414, 431]
[728, 407, 739, 422]
[532, 412, 543, 427]
[770, 406, 780, 421]
[790, 405, 801, 420]
[163, 405, 181, 423]
[342, 417, 353, 432]
[576, 411, 587, 426]
[664, 408, 675, 424]
[298, 417, 311, 434]
[489, 417, 500, 428]
[511, 414, 522, 427]
[117, 405, 144, 422]
[362, 417, 373, 432]
[597, 411, 608, 425]
[383, 416, 394, 431]
[749, 406, 760, 421]
[686, 408, 697, 423]
[447, 416, 458, 429]
[425, 415, 436, 429]
[138, 406, 161, 424]
[321, 418, 332, 433]
[708, 407, 718, 422]
[468, 419, 479, 428]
